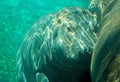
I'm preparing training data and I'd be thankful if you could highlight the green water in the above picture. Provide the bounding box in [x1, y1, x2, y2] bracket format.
[0, 0, 89, 82]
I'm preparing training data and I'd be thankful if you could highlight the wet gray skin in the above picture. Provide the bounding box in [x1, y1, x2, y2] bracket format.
[17, 7, 98, 82]
[89, 0, 120, 82]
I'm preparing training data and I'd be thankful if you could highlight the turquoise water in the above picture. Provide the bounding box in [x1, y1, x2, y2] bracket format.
[0, 0, 89, 82]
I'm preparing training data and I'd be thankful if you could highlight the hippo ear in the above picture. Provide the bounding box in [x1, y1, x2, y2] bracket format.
[36, 73, 49, 82]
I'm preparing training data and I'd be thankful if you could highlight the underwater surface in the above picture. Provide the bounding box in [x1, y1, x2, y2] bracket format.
[0, 0, 89, 82]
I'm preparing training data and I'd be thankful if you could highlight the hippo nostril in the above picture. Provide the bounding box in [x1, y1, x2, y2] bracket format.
[57, 19, 62, 24]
